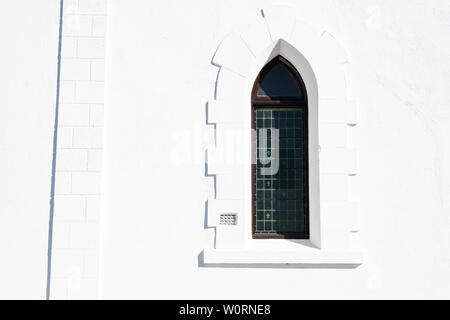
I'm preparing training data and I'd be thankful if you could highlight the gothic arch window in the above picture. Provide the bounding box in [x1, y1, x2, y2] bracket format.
[252, 56, 309, 239]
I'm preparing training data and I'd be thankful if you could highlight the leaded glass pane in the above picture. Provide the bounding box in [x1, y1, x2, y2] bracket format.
[256, 63, 302, 97]
[254, 108, 307, 235]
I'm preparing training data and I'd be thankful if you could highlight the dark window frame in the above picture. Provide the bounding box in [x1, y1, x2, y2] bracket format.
[251, 55, 310, 239]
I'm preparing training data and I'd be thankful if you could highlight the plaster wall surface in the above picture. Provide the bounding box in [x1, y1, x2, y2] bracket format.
[0, 0, 60, 299]
[100, 0, 450, 299]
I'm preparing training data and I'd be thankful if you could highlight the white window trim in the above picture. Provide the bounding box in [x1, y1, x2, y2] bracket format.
[204, 5, 362, 267]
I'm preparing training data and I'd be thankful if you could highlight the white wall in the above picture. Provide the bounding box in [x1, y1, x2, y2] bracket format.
[49, 0, 108, 299]
[0, 0, 60, 299]
[2, 0, 448, 299]
[100, 0, 450, 299]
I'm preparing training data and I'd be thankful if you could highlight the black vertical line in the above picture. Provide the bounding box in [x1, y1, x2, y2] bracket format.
[46, 0, 64, 300]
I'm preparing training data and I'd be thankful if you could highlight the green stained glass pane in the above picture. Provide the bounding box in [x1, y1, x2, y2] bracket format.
[254, 107, 307, 237]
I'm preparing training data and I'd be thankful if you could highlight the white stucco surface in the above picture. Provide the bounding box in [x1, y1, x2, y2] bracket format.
[99, 0, 450, 298]
[0, 0, 60, 299]
[0, 0, 449, 299]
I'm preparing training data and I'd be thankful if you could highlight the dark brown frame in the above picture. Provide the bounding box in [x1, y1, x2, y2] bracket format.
[251, 55, 310, 239]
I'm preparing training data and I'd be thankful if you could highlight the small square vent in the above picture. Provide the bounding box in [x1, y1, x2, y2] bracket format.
[220, 213, 237, 225]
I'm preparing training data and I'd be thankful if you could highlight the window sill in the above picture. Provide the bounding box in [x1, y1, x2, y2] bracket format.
[202, 249, 363, 268]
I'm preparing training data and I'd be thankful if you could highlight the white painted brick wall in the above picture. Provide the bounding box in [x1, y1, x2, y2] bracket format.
[71, 172, 102, 194]
[60, 60, 91, 80]
[56, 149, 88, 171]
[78, 0, 107, 15]
[59, 104, 91, 126]
[51, 0, 107, 300]
[57, 127, 74, 148]
[55, 172, 72, 195]
[54, 196, 86, 221]
[77, 38, 105, 58]
[59, 81, 76, 103]
[69, 222, 99, 249]
[86, 196, 101, 221]
[90, 61, 105, 81]
[87, 150, 103, 171]
[75, 81, 105, 103]
[63, 15, 93, 36]
[52, 222, 71, 249]
[61, 37, 78, 58]
[89, 104, 104, 126]
[92, 16, 107, 36]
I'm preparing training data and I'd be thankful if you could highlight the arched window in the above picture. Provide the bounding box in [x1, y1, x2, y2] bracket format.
[252, 56, 309, 239]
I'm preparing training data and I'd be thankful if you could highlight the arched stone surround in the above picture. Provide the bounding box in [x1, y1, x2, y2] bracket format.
[204, 5, 362, 266]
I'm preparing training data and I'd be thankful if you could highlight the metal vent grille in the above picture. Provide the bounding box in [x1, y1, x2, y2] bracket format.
[220, 213, 237, 225]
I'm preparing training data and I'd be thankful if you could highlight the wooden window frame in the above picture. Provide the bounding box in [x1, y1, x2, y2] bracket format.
[251, 55, 310, 239]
